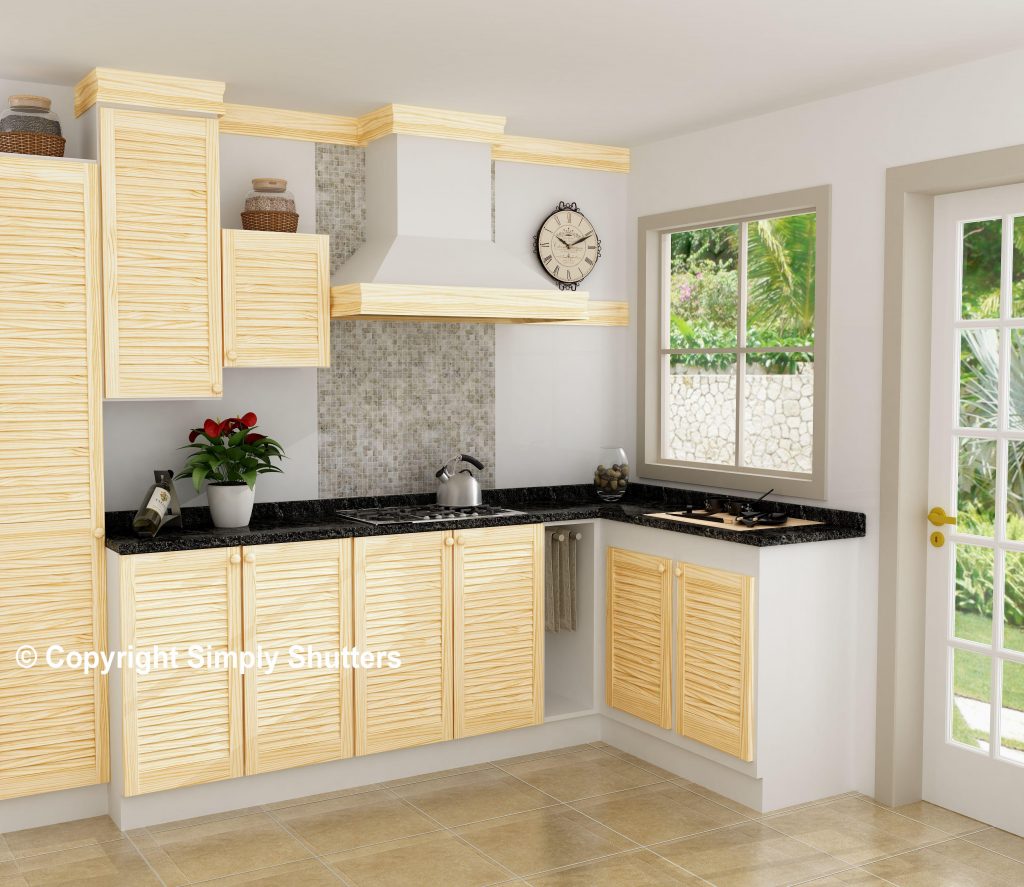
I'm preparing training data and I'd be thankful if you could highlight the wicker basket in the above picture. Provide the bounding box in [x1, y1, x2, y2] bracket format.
[241, 210, 299, 233]
[0, 132, 65, 157]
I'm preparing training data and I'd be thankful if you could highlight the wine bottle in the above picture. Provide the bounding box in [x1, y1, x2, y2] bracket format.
[132, 478, 173, 537]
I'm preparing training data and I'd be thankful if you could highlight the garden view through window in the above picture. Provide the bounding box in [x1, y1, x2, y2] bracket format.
[663, 211, 816, 475]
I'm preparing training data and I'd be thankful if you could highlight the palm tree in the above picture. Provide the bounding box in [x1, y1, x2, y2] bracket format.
[746, 213, 816, 339]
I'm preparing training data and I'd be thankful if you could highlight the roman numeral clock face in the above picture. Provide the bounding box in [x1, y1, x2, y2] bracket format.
[535, 203, 601, 289]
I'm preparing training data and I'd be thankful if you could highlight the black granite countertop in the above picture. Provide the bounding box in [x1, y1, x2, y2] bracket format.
[104, 483, 866, 555]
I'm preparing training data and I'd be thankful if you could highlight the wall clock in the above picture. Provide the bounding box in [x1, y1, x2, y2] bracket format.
[534, 201, 601, 290]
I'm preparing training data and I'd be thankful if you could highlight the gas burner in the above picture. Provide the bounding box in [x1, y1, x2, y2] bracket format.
[336, 503, 525, 526]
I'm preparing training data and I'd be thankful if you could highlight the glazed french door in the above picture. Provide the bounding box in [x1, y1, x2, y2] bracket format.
[924, 185, 1024, 835]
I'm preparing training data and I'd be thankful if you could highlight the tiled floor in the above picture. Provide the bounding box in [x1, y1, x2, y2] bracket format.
[2, 742, 1023, 886]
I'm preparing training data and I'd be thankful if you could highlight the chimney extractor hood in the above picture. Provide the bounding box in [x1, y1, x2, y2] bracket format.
[329, 134, 591, 322]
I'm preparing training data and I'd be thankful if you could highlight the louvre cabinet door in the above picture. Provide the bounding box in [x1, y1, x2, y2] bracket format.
[453, 525, 543, 737]
[100, 108, 222, 398]
[242, 540, 353, 774]
[0, 156, 107, 800]
[676, 564, 755, 761]
[353, 532, 453, 755]
[605, 547, 672, 728]
[120, 548, 243, 795]
[222, 230, 330, 368]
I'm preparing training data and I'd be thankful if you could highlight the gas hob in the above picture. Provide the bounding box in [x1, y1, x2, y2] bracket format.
[335, 503, 525, 526]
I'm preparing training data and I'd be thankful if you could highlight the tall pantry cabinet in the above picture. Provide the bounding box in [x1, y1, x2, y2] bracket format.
[0, 155, 108, 800]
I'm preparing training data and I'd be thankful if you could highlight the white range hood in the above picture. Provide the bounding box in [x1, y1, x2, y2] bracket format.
[330, 134, 591, 322]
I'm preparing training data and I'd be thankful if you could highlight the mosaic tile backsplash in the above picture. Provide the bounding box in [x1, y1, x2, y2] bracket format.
[315, 144, 497, 497]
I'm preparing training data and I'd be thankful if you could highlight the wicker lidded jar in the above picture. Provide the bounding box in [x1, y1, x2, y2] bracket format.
[241, 178, 298, 232]
[0, 95, 65, 156]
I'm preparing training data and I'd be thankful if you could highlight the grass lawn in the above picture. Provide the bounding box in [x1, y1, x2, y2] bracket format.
[951, 610, 1024, 751]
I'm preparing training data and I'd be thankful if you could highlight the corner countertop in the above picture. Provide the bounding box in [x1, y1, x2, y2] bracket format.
[103, 483, 866, 556]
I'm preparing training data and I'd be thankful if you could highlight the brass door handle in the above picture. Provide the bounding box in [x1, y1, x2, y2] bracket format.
[928, 507, 957, 527]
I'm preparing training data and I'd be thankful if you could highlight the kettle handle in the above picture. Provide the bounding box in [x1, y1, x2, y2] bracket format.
[436, 454, 485, 478]
[459, 454, 485, 471]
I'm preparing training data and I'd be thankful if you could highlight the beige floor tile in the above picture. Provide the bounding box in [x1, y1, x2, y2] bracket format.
[3, 817, 122, 860]
[671, 780, 762, 818]
[141, 812, 309, 883]
[498, 747, 661, 801]
[148, 806, 266, 834]
[864, 838, 1024, 886]
[13, 838, 160, 886]
[455, 805, 635, 876]
[525, 849, 706, 885]
[761, 793, 859, 819]
[796, 870, 891, 885]
[491, 745, 598, 767]
[888, 801, 986, 836]
[271, 788, 439, 855]
[592, 749, 681, 780]
[325, 830, 511, 887]
[572, 781, 747, 844]
[0, 860, 25, 887]
[654, 820, 845, 887]
[124, 830, 188, 887]
[964, 826, 1024, 863]
[0, 838, 11, 864]
[380, 762, 496, 789]
[764, 796, 948, 865]
[192, 858, 342, 886]
[392, 767, 555, 827]
[263, 784, 388, 812]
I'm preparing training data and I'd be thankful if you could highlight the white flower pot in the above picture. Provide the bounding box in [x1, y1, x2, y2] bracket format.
[208, 482, 255, 528]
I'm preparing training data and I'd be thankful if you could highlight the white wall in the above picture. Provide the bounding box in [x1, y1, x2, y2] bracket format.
[219, 134, 316, 233]
[628, 46, 1024, 794]
[493, 161, 632, 487]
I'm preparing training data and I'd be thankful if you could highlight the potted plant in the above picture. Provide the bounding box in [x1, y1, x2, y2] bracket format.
[176, 412, 285, 528]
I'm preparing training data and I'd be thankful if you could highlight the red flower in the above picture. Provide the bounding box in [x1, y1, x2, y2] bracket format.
[188, 428, 202, 443]
[244, 433, 266, 445]
[219, 419, 233, 436]
[241, 412, 258, 428]
[203, 418, 221, 438]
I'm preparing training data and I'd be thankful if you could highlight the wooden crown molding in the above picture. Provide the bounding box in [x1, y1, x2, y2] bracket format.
[357, 104, 506, 144]
[75, 68, 226, 117]
[491, 134, 630, 173]
[545, 300, 630, 326]
[221, 103, 360, 144]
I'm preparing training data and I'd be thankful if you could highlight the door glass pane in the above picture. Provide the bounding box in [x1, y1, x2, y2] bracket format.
[742, 353, 813, 472]
[1013, 216, 1024, 318]
[1006, 551, 1024, 654]
[959, 330, 999, 429]
[746, 212, 817, 349]
[954, 543, 994, 645]
[958, 438, 997, 536]
[1007, 440, 1024, 542]
[1010, 330, 1024, 430]
[961, 218, 1002, 320]
[1000, 661, 1024, 764]
[669, 225, 739, 348]
[952, 648, 992, 751]
[664, 354, 735, 465]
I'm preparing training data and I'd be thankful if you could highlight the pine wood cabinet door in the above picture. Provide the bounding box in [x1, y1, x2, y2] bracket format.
[100, 108, 222, 399]
[120, 548, 243, 795]
[453, 525, 543, 738]
[242, 540, 353, 774]
[222, 230, 330, 368]
[676, 564, 755, 761]
[0, 156, 107, 801]
[605, 547, 672, 728]
[353, 532, 453, 755]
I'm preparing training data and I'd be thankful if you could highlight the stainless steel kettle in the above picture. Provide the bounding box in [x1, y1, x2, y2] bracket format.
[435, 454, 485, 506]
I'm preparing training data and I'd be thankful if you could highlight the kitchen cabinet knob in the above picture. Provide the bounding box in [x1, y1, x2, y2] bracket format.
[456, 537, 465, 546]
[212, 382, 223, 395]
[445, 537, 455, 547]
[244, 552, 255, 563]
[93, 528, 104, 539]
[674, 566, 683, 578]
[226, 350, 237, 362]
[230, 553, 241, 564]
[657, 563, 666, 574]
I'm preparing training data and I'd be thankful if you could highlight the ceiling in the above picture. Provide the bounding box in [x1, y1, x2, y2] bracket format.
[6, 1, 1024, 146]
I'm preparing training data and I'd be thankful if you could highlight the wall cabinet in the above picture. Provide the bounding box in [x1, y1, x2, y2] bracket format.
[242, 540, 353, 774]
[605, 547, 672, 729]
[676, 564, 755, 762]
[119, 547, 243, 796]
[353, 532, 453, 755]
[100, 108, 222, 399]
[454, 525, 543, 737]
[0, 156, 107, 801]
[222, 230, 330, 368]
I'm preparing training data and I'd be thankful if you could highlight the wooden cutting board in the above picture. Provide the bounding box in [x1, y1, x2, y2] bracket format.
[645, 511, 824, 532]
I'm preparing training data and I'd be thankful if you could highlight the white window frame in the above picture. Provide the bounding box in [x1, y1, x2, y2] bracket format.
[637, 186, 830, 499]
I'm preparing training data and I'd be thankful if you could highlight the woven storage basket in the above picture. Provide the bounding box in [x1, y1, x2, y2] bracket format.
[241, 210, 299, 233]
[0, 132, 65, 157]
